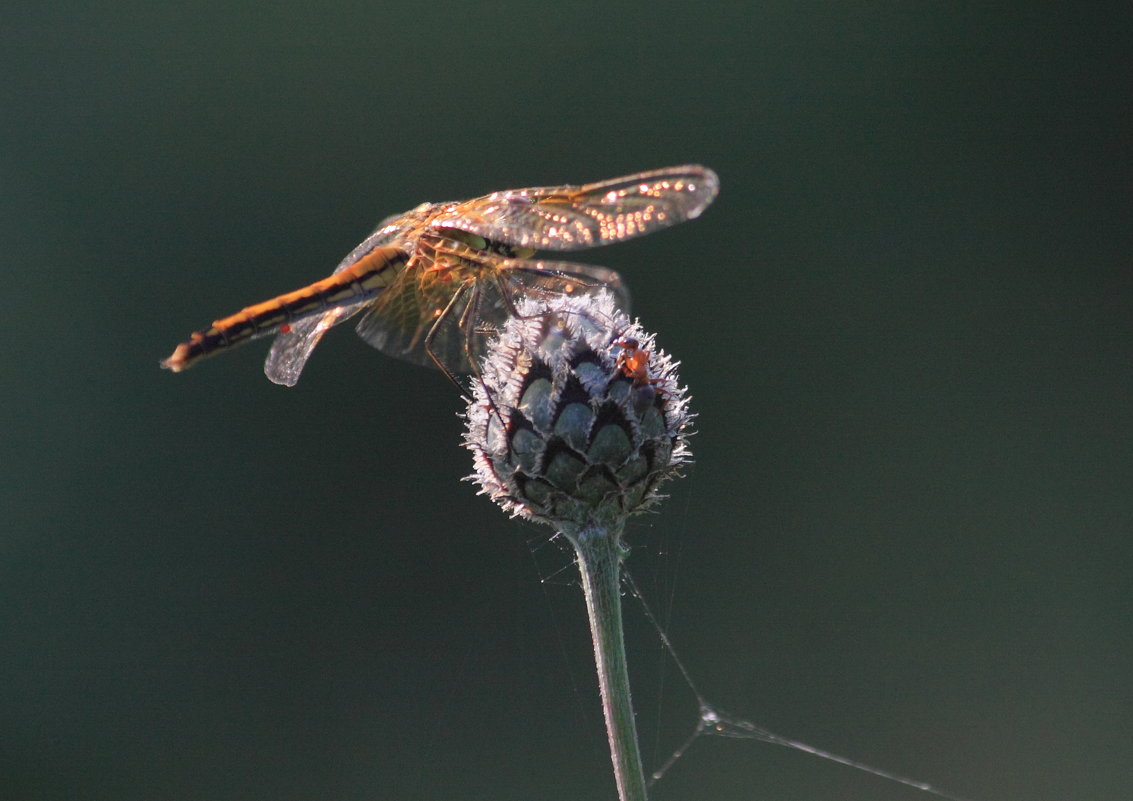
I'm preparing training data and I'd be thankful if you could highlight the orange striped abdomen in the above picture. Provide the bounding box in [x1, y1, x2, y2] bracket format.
[162, 245, 407, 372]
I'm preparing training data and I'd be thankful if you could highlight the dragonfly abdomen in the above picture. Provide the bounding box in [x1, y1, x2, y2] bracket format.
[163, 245, 407, 372]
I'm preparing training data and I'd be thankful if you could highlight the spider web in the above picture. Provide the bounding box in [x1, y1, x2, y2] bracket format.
[618, 569, 979, 801]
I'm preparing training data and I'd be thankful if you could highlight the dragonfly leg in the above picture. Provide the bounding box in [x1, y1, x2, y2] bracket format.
[421, 282, 473, 396]
[432, 280, 509, 427]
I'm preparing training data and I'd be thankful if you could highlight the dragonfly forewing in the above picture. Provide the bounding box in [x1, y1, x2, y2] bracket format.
[433, 165, 718, 251]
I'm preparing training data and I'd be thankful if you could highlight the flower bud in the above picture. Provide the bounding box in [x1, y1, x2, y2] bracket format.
[464, 291, 693, 535]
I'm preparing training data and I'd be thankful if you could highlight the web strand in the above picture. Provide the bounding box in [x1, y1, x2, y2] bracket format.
[622, 571, 977, 801]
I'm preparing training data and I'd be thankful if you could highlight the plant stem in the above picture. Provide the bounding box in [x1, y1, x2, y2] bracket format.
[567, 522, 648, 801]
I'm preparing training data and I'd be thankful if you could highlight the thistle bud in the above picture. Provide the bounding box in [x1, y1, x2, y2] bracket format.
[464, 291, 693, 536]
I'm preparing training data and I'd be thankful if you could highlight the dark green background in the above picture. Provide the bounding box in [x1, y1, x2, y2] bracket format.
[3, 3, 1129, 800]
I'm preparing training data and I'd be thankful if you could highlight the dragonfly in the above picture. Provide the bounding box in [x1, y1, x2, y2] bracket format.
[162, 165, 718, 387]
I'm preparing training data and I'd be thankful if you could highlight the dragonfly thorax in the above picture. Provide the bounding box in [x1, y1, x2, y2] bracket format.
[439, 228, 536, 259]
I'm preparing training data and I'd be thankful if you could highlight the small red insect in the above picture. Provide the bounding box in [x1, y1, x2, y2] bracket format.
[615, 337, 666, 393]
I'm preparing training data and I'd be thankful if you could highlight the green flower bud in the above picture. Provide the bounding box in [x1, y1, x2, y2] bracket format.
[464, 291, 693, 535]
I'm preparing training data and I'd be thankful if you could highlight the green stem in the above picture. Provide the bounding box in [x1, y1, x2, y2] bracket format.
[567, 522, 648, 801]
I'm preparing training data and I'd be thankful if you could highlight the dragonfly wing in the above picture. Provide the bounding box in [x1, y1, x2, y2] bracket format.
[353, 259, 629, 376]
[263, 303, 366, 386]
[344, 209, 426, 261]
[352, 267, 448, 370]
[497, 258, 630, 314]
[260, 221, 419, 386]
[452, 260, 631, 370]
[433, 165, 718, 251]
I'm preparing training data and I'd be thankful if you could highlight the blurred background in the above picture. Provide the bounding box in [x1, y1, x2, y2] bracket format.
[2, 2, 1129, 800]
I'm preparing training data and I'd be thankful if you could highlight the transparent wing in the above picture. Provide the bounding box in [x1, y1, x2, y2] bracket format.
[350, 265, 443, 370]
[352, 258, 628, 375]
[261, 214, 419, 386]
[432, 165, 718, 251]
[496, 258, 630, 314]
[457, 260, 630, 372]
[264, 303, 365, 386]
